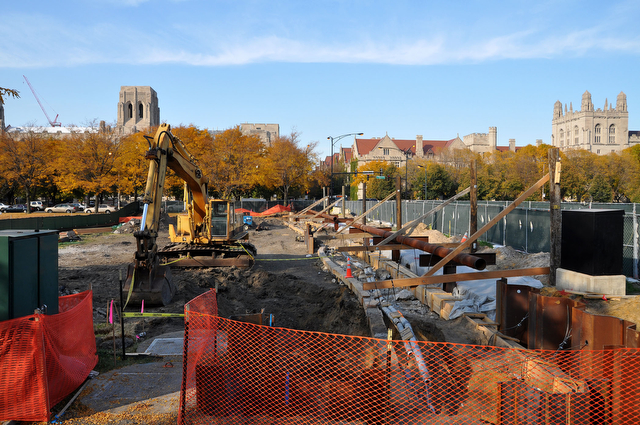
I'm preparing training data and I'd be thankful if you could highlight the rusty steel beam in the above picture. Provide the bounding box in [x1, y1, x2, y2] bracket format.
[300, 209, 340, 229]
[350, 222, 487, 271]
[362, 267, 549, 291]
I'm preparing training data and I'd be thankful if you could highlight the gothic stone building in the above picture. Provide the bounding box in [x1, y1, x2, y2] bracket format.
[116, 86, 160, 135]
[551, 91, 640, 155]
[352, 134, 466, 167]
[240, 123, 279, 147]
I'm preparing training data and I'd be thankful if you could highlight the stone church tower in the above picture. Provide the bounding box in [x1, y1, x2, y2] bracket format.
[116, 86, 160, 135]
[551, 91, 637, 155]
[0, 102, 5, 132]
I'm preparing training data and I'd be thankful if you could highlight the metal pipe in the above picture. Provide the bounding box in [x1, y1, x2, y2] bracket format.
[351, 222, 486, 270]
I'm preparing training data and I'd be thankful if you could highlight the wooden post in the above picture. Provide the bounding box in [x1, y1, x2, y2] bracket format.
[470, 159, 478, 253]
[396, 175, 402, 230]
[549, 148, 561, 286]
[362, 181, 367, 225]
[322, 187, 327, 210]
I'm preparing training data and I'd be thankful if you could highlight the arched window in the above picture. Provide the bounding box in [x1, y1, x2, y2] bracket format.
[567, 129, 571, 145]
[127, 103, 133, 119]
[574, 126, 579, 145]
[595, 124, 601, 144]
[138, 104, 144, 118]
[559, 129, 564, 146]
[609, 125, 615, 144]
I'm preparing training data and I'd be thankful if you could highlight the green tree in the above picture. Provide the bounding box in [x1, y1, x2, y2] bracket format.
[589, 173, 612, 202]
[351, 160, 397, 200]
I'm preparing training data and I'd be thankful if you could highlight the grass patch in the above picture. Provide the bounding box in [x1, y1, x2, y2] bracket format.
[478, 240, 494, 249]
[626, 280, 640, 295]
[94, 346, 158, 374]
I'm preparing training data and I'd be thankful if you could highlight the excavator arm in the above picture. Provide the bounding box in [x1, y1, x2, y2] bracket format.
[124, 124, 209, 306]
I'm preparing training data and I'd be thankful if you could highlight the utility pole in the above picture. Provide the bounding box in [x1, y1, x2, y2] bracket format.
[549, 148, 562, 286]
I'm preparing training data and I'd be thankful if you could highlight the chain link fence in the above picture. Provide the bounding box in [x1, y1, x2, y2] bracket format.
[345, 200, 640, 279]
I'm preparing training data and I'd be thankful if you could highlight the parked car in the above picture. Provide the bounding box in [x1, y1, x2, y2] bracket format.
[85, 204, 117, 214]
[30, 201, 44, 211]
[0, 203, 10, 212]
[4, 204, 27, 213]
[45, 204, 78, 213]
[70, 203, 84, 211]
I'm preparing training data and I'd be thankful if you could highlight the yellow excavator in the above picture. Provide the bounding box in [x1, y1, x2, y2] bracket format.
[123, 124, 256, 306]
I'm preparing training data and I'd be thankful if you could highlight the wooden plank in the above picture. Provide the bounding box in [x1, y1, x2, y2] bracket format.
[377, 187, 471, 246]
[309, 197, 343, 218]
[336, 244, 415, 252]
[294, 196, 328, 217]
[423, 174, 550, 278]
[549, 148, 561, 286]
[362, 267, 550, 290]
[336, 190, 399, 234]
[316, 233, 375, 241]
[74, 227, 114, 235]
[470, 160, 477, 253]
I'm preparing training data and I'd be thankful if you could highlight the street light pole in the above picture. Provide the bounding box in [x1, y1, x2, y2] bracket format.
[401, 146, 414, 199]
[328, 132, 363, 197]
[418, 164, 427, 200]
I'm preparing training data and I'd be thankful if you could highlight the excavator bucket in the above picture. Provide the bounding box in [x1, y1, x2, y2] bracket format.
[122, 262, 176, 306]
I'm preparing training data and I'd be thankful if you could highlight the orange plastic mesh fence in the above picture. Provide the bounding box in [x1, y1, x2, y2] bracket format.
[179, 290, 640, 425]
[0, 291, 98, 422]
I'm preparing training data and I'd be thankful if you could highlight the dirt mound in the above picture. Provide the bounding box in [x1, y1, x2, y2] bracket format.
[407, 225, 455, 243]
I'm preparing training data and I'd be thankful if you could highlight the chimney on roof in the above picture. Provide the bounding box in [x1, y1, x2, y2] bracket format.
[416, 135, 424, 158]
[509, 139, 516, 152]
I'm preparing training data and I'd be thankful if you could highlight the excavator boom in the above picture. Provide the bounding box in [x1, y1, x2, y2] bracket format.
[123, 124, 255, 307]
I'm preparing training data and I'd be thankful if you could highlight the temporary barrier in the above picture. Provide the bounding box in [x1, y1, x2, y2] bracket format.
[0, 201, 140, 232]
[180, 290, 640, 424]
[0, 291, 97, 422]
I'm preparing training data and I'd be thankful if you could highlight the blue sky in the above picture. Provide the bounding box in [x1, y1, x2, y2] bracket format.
[2, 0, 640, 159]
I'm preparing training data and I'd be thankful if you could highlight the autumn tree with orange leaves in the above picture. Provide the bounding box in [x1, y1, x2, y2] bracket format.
[204, 126, 264, 199]
[259, 131, 318, 203]
[0, 130, 52, 212]
[53, 129, 120, 210]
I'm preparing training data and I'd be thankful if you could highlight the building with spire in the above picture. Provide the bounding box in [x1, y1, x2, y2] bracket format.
[551, 91, 640, 154]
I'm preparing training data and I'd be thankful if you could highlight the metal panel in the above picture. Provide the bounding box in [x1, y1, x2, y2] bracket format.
[0, 230, 59, 321]
[0, 233, 38, 321]
[528, 293, 584, 350]
[505, 209, 527, 252]
[38, 232, 59, 315]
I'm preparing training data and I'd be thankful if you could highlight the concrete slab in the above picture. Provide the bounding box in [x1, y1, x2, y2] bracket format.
[557, 268, 626, 295]
[144, 338, 183, 356]
[79, 360, 183, 414]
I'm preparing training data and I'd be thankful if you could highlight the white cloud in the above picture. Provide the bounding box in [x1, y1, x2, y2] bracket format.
[1, 10, 639, 69]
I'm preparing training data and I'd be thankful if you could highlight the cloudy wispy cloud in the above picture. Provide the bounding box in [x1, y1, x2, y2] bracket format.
[1, 8, 639, 69]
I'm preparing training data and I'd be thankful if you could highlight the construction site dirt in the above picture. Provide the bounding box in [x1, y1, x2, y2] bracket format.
[58, 217, 484, 351]
[57, 215, 640, 350]
[23, 214, 639, 425]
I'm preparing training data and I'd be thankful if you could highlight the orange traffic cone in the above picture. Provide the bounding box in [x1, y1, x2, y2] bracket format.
[346, 257, 354, 278]
[461, 232, 468, 243]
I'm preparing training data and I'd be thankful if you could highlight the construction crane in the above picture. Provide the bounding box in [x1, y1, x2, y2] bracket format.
[23, 75, 61, 127]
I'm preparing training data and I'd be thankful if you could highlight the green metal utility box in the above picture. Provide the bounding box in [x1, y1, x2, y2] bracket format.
[0, 230, 59, 321]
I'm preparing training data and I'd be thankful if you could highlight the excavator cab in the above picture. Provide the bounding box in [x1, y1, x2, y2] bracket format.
[210, 200, 229, 237]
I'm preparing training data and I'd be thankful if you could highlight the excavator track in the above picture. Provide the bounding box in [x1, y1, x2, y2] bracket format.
[159, 242, 256, 268]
